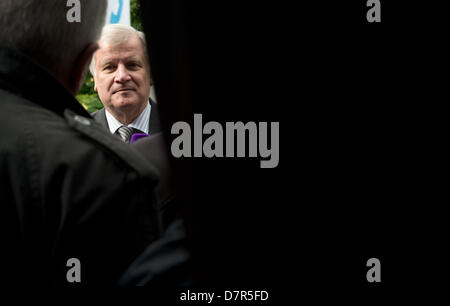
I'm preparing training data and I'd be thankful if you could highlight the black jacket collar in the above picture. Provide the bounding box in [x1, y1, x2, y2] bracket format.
[0, 45, 90, 118]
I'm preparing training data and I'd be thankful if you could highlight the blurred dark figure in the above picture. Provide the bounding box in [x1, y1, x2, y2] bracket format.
[139, 0, 284, 289]
[132, 134, 177, 230]
[0, 0, 162, 286]
[115, 132, 191, 288]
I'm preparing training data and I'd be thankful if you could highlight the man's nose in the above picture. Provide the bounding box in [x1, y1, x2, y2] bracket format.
[114, 64, 131, 83]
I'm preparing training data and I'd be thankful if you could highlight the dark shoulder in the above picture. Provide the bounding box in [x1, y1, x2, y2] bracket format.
[131, 133, 167, 172]
[63, 109, 158, 179]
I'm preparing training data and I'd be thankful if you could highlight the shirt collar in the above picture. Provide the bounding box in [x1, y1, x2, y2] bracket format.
[105, 100, 151, 134]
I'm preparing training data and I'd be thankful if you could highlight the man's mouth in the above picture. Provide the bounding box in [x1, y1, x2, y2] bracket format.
[113, 88, 135, 94]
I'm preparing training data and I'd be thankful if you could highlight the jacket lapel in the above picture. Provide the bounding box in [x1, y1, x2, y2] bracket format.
[91, 108, 110, 130]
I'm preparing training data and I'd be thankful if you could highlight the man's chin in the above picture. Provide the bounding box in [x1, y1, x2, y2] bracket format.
[113, 99, 140, 109]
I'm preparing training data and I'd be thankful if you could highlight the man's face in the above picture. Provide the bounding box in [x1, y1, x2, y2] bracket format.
[93, 34, 151, 117]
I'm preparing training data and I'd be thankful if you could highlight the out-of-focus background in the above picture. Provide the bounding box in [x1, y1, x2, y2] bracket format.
[76, 0, 142, 113]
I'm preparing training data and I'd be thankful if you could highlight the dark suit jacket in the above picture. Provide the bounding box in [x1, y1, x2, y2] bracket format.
[90, 99, 161, 134]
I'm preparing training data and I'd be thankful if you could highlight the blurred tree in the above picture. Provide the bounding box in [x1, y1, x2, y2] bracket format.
[130, 0, 143, 31]
[76, 0, 142, 113]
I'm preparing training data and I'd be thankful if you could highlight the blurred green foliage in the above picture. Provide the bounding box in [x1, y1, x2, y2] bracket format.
[130, 0, 143, 31]
[76, 0, 142, 113]
[77, 93, 104, 113]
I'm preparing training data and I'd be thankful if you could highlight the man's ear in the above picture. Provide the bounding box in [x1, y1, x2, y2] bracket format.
[67, 42, 99, 95]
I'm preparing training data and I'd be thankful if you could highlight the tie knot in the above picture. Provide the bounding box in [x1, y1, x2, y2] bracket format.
[116, 125, 134, 143]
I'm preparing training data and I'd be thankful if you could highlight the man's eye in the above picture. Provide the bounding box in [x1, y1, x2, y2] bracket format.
[128, 63, 139, 68]
[103, 65, 114, 71]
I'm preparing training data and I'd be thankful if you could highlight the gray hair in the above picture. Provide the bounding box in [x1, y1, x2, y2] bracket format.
[89, 24, 147, 76]
[0, 0, 107, 74]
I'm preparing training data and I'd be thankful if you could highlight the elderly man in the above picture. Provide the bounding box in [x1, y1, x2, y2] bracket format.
[90, 24, 161, 143]
[0, 0, 161, 286]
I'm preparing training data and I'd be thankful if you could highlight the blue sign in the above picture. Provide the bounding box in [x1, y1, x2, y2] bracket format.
[106, 0, 130, 25]
[110, 0, 123, 24]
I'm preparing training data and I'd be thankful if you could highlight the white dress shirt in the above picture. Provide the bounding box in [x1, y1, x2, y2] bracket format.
[105, 101, 152, 134]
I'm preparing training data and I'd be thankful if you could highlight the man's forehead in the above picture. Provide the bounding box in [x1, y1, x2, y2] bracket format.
[96, 36, 145, 61]
[96, 45, 144, 63]
[98, 52, 142, 63]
